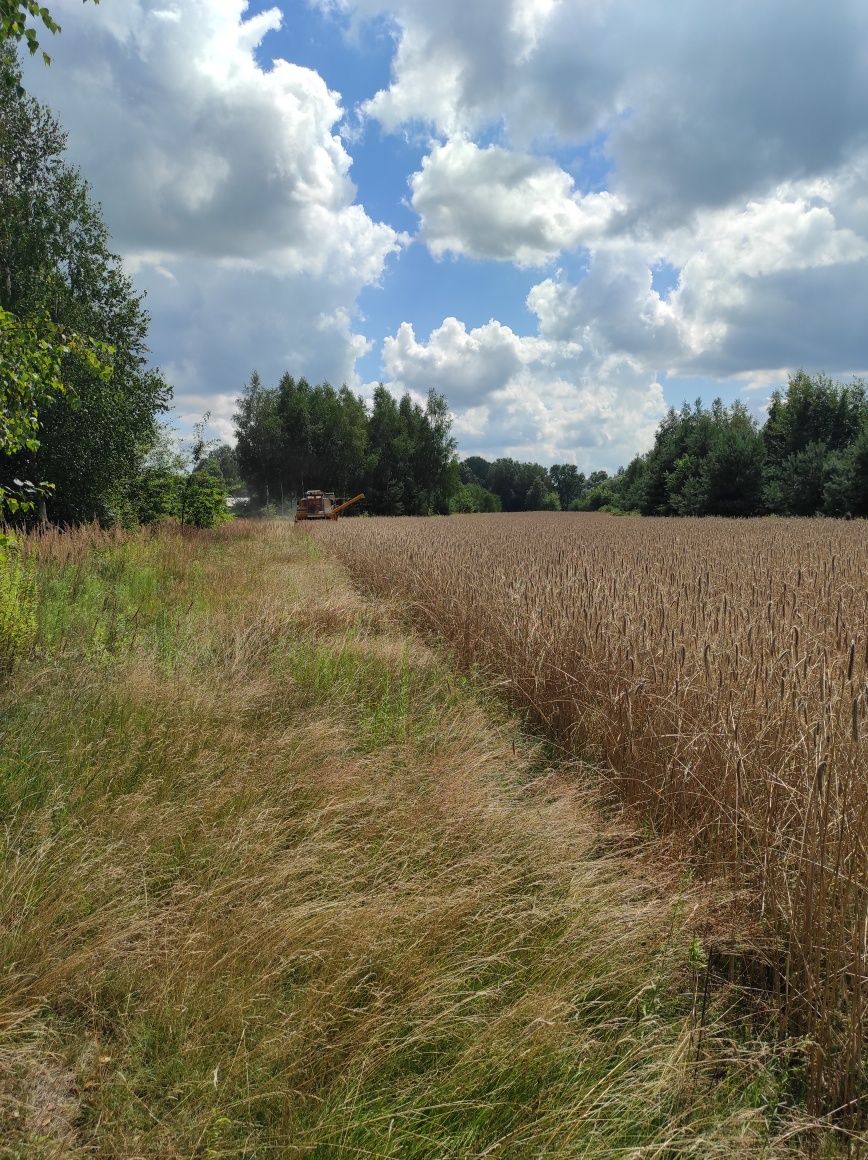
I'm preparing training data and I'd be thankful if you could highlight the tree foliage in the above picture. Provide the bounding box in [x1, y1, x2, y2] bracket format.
[638, 399, 766, 517]
[202, 444, 242, 490]
[456, 372, 866, 520]
[449, 482, 502, 513]
[1, 1, 96, 66]
[0, 47, 170, 524]
[235, 369, 867, 522]
[235, 374, 459, 516]
[762, 372, 868, 517]
[127, 421, 229, 529]
[0, 307, 106, 454]
[485, 459, 550, 512]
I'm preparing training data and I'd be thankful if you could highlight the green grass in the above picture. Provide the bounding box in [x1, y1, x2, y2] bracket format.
[0, 521, 848, 1157]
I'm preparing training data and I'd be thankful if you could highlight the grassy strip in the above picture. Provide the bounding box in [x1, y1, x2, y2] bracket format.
[0, 522, 838, 1157]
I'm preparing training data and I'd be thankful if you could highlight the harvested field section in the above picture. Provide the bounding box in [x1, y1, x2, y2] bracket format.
[318, 513, 868, 1119]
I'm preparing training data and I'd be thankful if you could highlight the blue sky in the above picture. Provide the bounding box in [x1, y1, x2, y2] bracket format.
[24, 0, 868, 468]
[245, 1, 579, 381]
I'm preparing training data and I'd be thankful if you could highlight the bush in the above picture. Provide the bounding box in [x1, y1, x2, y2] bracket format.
[179, 471, 230, 528]
[128, 467, 230, 528]
[571, 482, 619, 512]
[449, 482, 502, 514]
[129, 468, 181, 525]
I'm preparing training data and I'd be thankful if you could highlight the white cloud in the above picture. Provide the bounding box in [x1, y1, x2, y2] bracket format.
[172, 391, 239, 444]
[27, 0, 868, 463]
[410, 137, 623, 264]
[346, 0, 868, 217]
[345, 0, 868, 430]
[384, 167, 868, 466]
[382, 315, 665, 469]
[525, 177, 868, 382]
[24, 0, 404, 420]
[664, 182, 868, 371]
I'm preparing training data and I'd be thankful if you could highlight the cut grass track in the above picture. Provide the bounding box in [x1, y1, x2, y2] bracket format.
[0, 521, 849, 1157]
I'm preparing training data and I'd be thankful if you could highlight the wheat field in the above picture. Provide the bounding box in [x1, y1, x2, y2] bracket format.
[318, 512, 868, 1120]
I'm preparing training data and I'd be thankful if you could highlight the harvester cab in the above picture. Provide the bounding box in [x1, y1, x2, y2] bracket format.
[294, 490, 365, 522]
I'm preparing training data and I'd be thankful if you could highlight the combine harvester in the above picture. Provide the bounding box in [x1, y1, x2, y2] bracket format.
[294, 490, 365, 522]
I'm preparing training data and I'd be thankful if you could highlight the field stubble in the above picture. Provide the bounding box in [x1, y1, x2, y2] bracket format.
[317, 512, 868, 1121]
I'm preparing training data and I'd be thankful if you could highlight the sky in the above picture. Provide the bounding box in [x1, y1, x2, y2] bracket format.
[21, 0, 868, 470]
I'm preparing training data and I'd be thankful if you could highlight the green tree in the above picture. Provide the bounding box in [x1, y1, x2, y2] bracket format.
[234, 375, 457, 516]
[275, 373, 315, 499]
[763, 372, 866, 464]
[202, 444, 242, 490]
[821, 449, 856, 517]
[1, 1, 97, 66]
[318, 385, 370, 497]
[363, 387, 458, 516]
[762, 372, 868, 516]
[410, 390, 459, 514]
[703, 401, 765, 516]
[126, 420, 229, 529]
[775, 442, 830, 516]
[234, 371, 284, 506]
[549, 463, 585, 509]
[366, 385, 409, 514]
[0, 306, 108, 519]
[571, 476, 620, 512]
[461, 455, 491, 487]
[847, 421, 868, 516]
[616, 455, 648, 512]
[525, 476, 560, 511]
[0, 49, 170, 523]
[665, 454, 707, 515]
[641, 403, 702, 515]
[180, 470, 229, 529]
[487, 459, 551, 511]
[639, 399, 763, 517]
[177, 419, 228, 528]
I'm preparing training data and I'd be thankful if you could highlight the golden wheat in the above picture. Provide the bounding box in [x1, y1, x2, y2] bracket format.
[317, 512, 868, 1118]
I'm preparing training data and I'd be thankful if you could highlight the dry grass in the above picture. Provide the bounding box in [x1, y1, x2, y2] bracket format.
[0, 520, 844, 1156]
[317, 512, 868, 1125]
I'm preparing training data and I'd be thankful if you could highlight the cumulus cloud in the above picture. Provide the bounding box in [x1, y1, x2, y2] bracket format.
[23, 0, 403, 431]
[382, 315, 665, 469]
[130, 254, 376, 424]
[410, 137, 623, 264]
[663, 181, 868, 371]
[340, 0, 867, 435]
[383, 163, 868, 466]
[27, 0, 868, 460]
[342, 0, 868, 218]
[525, 177, 868, 381]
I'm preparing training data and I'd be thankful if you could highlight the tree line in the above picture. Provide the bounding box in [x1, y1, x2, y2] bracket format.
[459, 373, 868, 519]
[234, 372, 458, 515]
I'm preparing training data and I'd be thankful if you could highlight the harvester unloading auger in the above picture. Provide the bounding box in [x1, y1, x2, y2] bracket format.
[294, 490, 365, 522]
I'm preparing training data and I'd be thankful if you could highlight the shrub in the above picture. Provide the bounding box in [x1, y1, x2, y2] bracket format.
[449, 482, 502, 514]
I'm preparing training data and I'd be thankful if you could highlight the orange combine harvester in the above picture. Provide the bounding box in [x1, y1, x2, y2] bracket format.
[294, 490, 365, 522]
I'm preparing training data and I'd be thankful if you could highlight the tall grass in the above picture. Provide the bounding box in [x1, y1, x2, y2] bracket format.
[0, 541, 36, 673]
[318, 512, 868, 1122]
[0, 521, 834, 1155]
